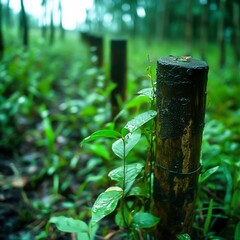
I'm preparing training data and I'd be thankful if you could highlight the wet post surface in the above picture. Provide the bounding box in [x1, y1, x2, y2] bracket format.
[154, 56, 209, 239]
[110, 39, 127, 118]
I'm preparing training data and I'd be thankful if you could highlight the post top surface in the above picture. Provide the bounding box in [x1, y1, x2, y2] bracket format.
[158, 56, 208, 69]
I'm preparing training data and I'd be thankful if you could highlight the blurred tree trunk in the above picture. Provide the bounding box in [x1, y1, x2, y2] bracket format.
[159, 0, 169, 40]
[58, 0, 65, 39]
[49, 0, 55, 45]
[130, 0, 138, 37]
[145, 0, 156, 42]
[5, 0, 12, 27]
[218, 0, 226, 68]
[185, 0, 193, 54]
[41, 0, 47, 38]
[19, 0, 28, 45]
[20, 0, 29, 47]
[200, 2, 208, 60]
[0, 0, 4, 59]
[232, 1, 240, 66]
[49, 9, 55, 45]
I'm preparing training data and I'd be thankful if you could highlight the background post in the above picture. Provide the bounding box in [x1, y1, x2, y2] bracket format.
[110, 39, 127, 118]
[154, 56, 209, 239]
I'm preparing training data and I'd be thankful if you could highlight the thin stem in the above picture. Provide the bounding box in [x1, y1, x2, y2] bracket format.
[122, 137, 126, 194]
[121, 136, 128, 228]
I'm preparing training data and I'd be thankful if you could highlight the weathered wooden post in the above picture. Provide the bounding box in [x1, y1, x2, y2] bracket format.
[153, 56, 209, 239]
[110, 39, 127, 118]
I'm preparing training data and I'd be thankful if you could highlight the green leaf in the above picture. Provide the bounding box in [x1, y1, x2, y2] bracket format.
[177, 233, 191, 240]
[112, 130, 141, 159]
[124, 95, 150, 109]
[234, 222, 240, 240]
[132, 212, 160, 229]
[199, 166, 219, 183]
[89, 223, 99, 240]
[127, 185, 149, 198]
[108, 162, 144, 194]
[49, 216, 89, 239]
[138, 88, 154, 100]
[81, 130, 122, 144]
[124, 110, 157, 133]
[77, 232, 90, 240]
[91, 187, 123, 225]
[204, 199, 214, 235]
[115, 204, 131, 228]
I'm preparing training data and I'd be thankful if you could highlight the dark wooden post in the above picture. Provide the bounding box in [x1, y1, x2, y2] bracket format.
[93, 36, 103, 68]
[83, 34, 103, 68]
[110, 39, 127, 118]
[153, 56, 209, 239]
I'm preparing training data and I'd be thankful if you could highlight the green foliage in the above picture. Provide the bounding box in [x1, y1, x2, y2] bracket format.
[108, 162, 144, 195]
[48, 216, 98, 240]
[91, 187, 123, 225]
[177, 233, 191, 240]
[50, 80, 159, 238]
[1, 28, 239, 239]
[203, 199, 214, 236]
[131, 212, 160, 229]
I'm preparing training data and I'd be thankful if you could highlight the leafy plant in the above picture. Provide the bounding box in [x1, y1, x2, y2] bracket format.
[49, 73, 159, 238]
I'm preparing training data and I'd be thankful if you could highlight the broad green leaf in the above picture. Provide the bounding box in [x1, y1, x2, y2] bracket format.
[204, 199, 214, 235]
[115, 204, 132, 228]
[138, 88, 154, 100]
[127, 185, 149, 198]
[124, 95, 150, 109]
[112, 130, 141, 159]
[199, 166, 219, 183]
[49, 216, 89, 234]
[108, 162, 144, 194]
[81, 130, 122, 144]
[177, 233, 191, 240]
[91, 187, 123, 225]
[132, 212, 160, 229]
[234, 222, 240, 240]
[77, 232, 90, 240]
[124, 110, 157, 133]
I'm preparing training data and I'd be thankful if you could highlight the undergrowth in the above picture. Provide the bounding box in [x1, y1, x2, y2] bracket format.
[0, 30, 239, 239]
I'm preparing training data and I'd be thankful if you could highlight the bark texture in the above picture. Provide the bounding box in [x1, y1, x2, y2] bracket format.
[154, 56, 209, 239]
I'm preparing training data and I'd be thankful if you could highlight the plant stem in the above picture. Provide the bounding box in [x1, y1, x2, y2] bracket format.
[121, 136, 128, 227]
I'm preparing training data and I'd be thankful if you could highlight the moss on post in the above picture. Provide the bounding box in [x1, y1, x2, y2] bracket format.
[154, 56, 209, 239]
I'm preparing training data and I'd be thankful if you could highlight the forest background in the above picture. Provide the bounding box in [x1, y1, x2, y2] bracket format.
[0, 0, 240, 239]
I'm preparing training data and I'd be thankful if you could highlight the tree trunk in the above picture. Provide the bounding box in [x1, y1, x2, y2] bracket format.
[58, 0, 65, 39]
[200, 2, 208, 61]
[49, 10, 55, 45]
[154, 56, 209, 239]
[232, 1, 240, 66]
[0, 0, 4, 59]
[41, 0, 47, 38]
[20, 0, 29, 47]
[218, 0, 226, 68]
[110, 39, 127, 119]
[5, 0, 12, 27]
[185, 0, 193, 54]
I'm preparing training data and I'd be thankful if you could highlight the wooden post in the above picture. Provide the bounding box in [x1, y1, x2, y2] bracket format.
[110, 39, 127, 118]
[153, 56, 209, 239]
[93, 35, 103, 68]
[80, 33, 103, 68]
